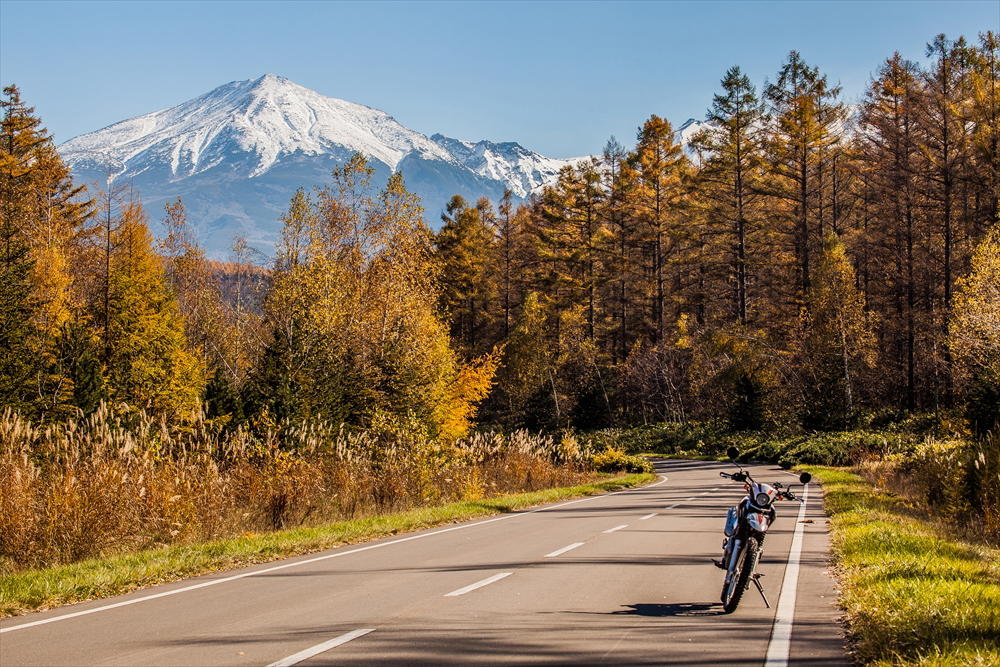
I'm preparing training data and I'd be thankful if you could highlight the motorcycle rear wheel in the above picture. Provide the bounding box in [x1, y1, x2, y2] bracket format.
[721, 536, 760, 613]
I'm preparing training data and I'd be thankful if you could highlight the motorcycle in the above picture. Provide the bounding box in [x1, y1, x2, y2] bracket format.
[713, 447, 811, 613]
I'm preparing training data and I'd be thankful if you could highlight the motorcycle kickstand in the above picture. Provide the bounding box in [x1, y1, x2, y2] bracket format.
[751, 574, 770, 608]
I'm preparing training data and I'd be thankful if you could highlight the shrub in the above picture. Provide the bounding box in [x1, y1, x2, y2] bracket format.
[587, 447, 653, 474]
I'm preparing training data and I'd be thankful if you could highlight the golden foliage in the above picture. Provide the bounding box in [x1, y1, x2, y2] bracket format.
[950, 221, 1000, 380]
[105, 203, 205, 418]
[438, 347, 502, 442]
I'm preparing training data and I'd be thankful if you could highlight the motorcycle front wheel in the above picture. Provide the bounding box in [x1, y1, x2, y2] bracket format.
[721, 535, 760, 613]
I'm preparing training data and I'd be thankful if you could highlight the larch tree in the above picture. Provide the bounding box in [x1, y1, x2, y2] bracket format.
[494, 189, 527, 340]
[764, 51, 846, 309]
[915, 34, 974, 403]
[601, 136, 639, 362]
[534, 160, 607, 343]
[691, 66, 768, 326]
[918, 34, 972, 313]
[435, 195, 497, 356]
[858, 53, 923, 409]
[967, 31, 1000, 233]
[630, 115, 688, 341]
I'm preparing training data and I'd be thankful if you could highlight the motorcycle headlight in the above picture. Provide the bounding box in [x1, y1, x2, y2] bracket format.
[754, 492, 771, 507]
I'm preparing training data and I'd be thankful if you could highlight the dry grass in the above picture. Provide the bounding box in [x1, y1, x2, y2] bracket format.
[854, 434, 1000, 545]
[0, 406, 591, 574]
[1, 472, 653, 617]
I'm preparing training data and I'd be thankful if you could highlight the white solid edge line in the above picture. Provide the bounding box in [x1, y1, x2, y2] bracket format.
[603, 524, 628, 534]
[544, 542, 585, 558]
[443, 572, 512, 597]
[639, 513, 657, 520]
[1, 474, 669, 634]
[763, 484, 809, 667]
[266, 628, 375, 667]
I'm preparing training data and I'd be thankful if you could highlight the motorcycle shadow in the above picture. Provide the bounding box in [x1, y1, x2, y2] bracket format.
[612, 603, 723, 617]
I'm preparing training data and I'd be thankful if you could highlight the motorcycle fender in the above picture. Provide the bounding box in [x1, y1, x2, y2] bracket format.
[747, 512, 769, 533]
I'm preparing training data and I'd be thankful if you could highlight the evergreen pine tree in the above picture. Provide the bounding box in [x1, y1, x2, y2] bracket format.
[204, 365, 243, 422]
[0, 207, 39, 413]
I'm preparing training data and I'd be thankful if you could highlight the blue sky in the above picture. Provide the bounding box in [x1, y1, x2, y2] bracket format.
[1, 0, 996, 157]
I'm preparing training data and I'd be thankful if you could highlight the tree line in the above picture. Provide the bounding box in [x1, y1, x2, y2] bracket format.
[1, 32, 997, 438]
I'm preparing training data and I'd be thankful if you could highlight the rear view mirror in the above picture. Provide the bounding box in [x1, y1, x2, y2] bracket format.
[799, 472, 812, 485]
[726, 446, 739, 461]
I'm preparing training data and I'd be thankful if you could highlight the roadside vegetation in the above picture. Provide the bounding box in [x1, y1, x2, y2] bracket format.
[0, 406, 655, 576]
[0, 471, 652, 617]
[592, 420, 1000, 545]
[806, 466, 1000, 666]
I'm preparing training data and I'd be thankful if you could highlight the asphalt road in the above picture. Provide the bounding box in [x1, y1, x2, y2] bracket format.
[1, 460, 847, 666]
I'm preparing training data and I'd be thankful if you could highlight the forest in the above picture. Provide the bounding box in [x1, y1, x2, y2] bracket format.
[1, 33, 998, 573]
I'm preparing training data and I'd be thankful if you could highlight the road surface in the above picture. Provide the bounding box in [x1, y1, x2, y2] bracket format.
[1, 459, 847, 666]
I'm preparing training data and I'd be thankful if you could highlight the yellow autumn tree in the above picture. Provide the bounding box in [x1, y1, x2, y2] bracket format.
[437, 348, 502, 441]
[0, 85, 91, 339]
[799, 231, 877, 427]
[630, 115, 689, 341]
[253, 155, 494, 437]
[950, 221, 1000, 436]
[105, 202, 205, 418]
[159, 198, 233, 374]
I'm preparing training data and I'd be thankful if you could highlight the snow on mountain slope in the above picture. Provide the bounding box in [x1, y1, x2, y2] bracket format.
[430, 133, 589, 198]
[678, 117, 710, 146]
[61, 74, 454, 181]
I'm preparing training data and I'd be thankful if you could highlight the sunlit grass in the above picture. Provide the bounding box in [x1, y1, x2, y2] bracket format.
[804, 466, 1000, 666]
[0, 472, 653, 617]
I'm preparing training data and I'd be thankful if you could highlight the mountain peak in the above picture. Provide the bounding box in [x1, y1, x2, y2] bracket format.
[245, 73, 307, 98]
[678, 118, 700, 132]
[253, 72, 289, 85]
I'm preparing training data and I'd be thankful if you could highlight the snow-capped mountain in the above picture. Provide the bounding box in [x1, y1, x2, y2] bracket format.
[60, 74, 588, 257]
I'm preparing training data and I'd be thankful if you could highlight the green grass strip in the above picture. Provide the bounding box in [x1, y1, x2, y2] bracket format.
[802, 466, 1000, 666]
[0, 472, 654, 617]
